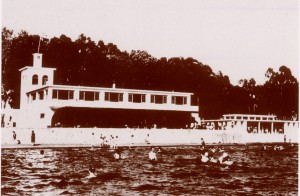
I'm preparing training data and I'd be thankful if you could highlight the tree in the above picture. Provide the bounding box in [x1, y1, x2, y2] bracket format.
[261, 66, 298, 119]
[2, 27, 298, 120]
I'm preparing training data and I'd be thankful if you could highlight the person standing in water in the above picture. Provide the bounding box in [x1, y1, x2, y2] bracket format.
[149, 147, 157, 161]
[31, 130, 35, 146]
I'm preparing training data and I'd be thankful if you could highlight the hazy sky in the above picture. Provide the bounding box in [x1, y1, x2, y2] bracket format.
[2, 0, 299, 85]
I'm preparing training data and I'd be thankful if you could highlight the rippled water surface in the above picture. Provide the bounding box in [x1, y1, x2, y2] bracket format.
[1, 145, 298, 195]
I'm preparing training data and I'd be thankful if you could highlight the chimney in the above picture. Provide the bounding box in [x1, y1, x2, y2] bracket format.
[33, 53, 43, 67]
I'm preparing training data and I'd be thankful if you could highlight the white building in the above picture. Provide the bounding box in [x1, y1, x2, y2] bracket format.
[15, 53, 199, 128]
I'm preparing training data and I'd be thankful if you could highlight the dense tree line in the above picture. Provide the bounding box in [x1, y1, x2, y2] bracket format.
[2, 28, 298, 120]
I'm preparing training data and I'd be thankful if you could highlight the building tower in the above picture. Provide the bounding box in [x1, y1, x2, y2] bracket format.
[18, 53, 56, 128]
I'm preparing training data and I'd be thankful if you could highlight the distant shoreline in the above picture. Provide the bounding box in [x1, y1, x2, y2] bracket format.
[2, 142, 294, 150]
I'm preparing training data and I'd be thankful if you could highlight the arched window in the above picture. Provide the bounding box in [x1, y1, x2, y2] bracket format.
[32, 74, 38, 85]
[42, 75, 48, 85]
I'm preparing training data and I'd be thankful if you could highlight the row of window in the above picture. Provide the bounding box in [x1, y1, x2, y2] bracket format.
[224, 116, 275, 120]
[32, 75, 48, 85]
[29, 85, 175, 105]
[29, 89, 188, 105]
[29, 90, 48, 101]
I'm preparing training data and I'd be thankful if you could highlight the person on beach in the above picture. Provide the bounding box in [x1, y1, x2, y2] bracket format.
[13, 131, 17, 143]
[31, 130, 35, 146]
[149, 147, 157, 161]
[145, 134, 151, 145]
[115, 136, 119, 149]
[200, 138, 205, 146]
[100, 134, 104, 147]
[130, 134, 134, 148]
[12, 131, 16, 141]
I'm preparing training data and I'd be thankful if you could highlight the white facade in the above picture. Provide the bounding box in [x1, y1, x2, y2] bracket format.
[17, 53, 199, 128]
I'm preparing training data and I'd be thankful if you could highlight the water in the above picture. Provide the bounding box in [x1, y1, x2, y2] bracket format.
[1, 145, 298, 195]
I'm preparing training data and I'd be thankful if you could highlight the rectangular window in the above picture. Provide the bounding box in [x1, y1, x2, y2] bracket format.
[80, 91, 99, 101]
[57, 90, 69, 100]
[32, 93, 36, 101]
[69, 91, 74, 99]
[129, 94, 133, 102]
[128, 94, 146, 103]
[110, 93, 118, 102]
[85, 92, 94, 101]
[150, 95, 166, 104]
[119, 93, 123, 101]
[105, 92, 109, 101]
[151, 95, 155, 103]
[163, 96, 167, 103]
[38, 91, 44, 100]
[105, 92, 123, 102]
[95, 92, 99, 100]
[79, 91, 84, 100]
[40, 113, 45, 119]
[171, 96, 175, 104]
[52, 89, 58, 99]
[171, 96, 187, 105]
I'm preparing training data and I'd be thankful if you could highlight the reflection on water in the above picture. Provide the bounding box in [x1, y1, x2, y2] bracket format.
[1, 145, 298, 195]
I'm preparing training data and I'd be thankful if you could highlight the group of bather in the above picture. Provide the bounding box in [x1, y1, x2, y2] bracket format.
[99, 134, 119, 149]
[199, 146, 233, 166]
[111, 137, 233, 167]
[262, 143, 294, 151]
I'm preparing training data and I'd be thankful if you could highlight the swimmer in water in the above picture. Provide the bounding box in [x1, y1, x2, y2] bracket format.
[149, 147, 157, 161]
[278, 145, 284, 151]
[157, 147, 162, 153]
[210, 147, 216, 153]
[218, 152, 233, 165]
[201, 152, 209, 163]
[199, 146, 205, 151]
[114, 150, 120, 160]
[87, 166, 96, 178]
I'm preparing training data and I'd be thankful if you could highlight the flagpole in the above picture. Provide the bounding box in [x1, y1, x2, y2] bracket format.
[37, 36, 42, 53]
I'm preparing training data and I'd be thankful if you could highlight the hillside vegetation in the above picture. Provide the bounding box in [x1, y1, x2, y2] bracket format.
[2, 28, 298, 119]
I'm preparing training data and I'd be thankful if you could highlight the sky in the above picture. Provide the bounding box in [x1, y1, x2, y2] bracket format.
[2, 0, 299, 85]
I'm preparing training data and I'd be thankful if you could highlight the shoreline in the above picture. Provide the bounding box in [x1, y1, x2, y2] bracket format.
[2, 142, 293, 150]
